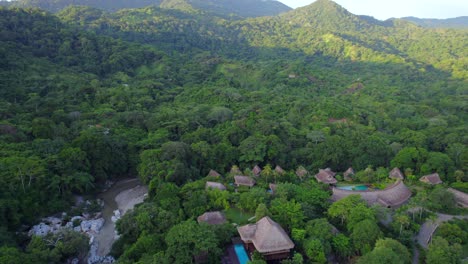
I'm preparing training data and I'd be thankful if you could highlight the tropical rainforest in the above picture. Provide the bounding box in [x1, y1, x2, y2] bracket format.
[0, 0, 467, 263]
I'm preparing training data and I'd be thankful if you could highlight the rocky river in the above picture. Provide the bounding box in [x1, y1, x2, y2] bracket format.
[28, 178, 148, 264]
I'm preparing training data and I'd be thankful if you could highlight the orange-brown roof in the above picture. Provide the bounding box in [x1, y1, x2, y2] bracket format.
[253, 165, 262, 176]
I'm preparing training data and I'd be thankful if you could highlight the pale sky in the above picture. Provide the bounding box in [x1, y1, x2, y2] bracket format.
[278, 0, 468, 20]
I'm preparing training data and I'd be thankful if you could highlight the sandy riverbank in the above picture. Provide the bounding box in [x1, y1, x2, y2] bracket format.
[93, 179, 148, 257]
[115, 185, 148, 214]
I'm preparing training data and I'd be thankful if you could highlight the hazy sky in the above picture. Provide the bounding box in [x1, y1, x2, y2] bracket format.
[278, 0, 468, 20]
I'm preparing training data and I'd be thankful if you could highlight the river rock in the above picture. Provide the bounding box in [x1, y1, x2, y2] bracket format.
[71, 216, 84, 222]
[43, 216, 62, 225]
[29, 223, 51, 236]
[81, 218, 105, 233]
[111, 210, 121, 223]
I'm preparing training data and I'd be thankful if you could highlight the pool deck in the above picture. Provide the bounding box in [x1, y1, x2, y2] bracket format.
[221, 244, 240, 264]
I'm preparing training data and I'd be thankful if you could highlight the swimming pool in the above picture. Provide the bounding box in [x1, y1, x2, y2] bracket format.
[234, 244, 249, 264]
[337, 185, 369, 191]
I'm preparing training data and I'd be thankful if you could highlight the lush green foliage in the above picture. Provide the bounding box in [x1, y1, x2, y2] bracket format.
[0, 0, 466, 262]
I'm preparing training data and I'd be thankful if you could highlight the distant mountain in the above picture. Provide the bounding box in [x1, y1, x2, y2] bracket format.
[401, 16, 468, 29]
[4, 0, 291, 17]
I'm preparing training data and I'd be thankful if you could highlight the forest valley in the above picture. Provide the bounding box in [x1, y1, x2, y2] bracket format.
[0, 0, 467, 263]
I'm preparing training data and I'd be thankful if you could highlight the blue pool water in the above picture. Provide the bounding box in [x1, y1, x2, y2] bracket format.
[234, 244, 249, 264]
[337, 185, 369, 191]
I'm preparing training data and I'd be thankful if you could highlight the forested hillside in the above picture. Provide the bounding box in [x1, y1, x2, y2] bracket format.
[401, 16, 468, 29]
[0, 0, 466, 263]
[2, 0, 292, 17]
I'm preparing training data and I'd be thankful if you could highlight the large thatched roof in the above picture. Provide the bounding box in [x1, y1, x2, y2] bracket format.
[331, 180, 412, 208]
[419, 173, 442, 185]
[315, 168, 337, 184]
[389, 167, 404, 180]
[234, 176, 256, 187]
[206, 181, 226, 191]
[238, 216, 294, 253]
[197, 211, 226, 225]
[448, 188, 468, 208]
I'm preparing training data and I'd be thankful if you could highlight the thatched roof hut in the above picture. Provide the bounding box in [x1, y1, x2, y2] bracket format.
[344, 167, 354, 181]
[197, 211, 226, 225]
[253, 165, 262, 176]
[389, 167, 404, 180]
[315, 168, 337, 184]
[205, 181, 226, 191]
[238, 216, 294, 254]
[234, 176, 256, 187]
[295, 167, 308, 179]
[331, 180, 412, 208]
[230, 165, 242, 175]
[275, 165, 285, 175]
[448, 188, 468, 208]
[419, 173, 442, 185]
[207, 169, 221, 178]
[269, 183, 277, 194]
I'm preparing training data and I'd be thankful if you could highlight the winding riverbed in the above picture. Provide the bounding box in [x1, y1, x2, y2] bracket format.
[94, 178, 147, 256]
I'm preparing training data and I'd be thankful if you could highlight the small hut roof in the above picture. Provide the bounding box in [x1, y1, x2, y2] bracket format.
[389, 167, 404, 180]
[253, 165, 262, 176]
[315, 168, 337, 184]
[296, 167, 308, 178]
[238, 216, 294, 253]
[344, 167, 354, 177]
[230, 166, 242, 175]
[234, 176, 256, 187]
[275, 165, 285, 175]
[269, 183, 277, 194]
[448, 188, 468, 208]
[344, 167, 354, 181]
[207, 169, 221, 178]
[197, 211, 226, 225]
[419, 173, 442, 185]
[206, 181, 226, 191]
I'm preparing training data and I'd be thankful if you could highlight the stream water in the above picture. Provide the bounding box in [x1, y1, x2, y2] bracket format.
[95, 178, 142, 256]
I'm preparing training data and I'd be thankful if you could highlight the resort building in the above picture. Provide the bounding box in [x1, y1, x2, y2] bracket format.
[275, 165, 285, 175]
[419, 173, 443, 185]
[448, 188, 468, 208]
[237, 216, 294, 261]
[253, 165, 262, 176]
[206, 181, 227, 191]
[230, 165, 242, 175]
[315, 168, 337, 184]
[207, 169, 221, 178]
[295, 167, 308, 179]
[331, 180, 412, 208]
[234, 176, 256, 187]
[344, 167, 354, 181]
[389, 167, 404, 180]
[197, 211, 227, 225]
